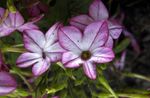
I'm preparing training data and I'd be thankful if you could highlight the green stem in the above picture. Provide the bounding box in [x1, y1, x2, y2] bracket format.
[123, 72, 150, 82]
[98, 69, 118, 98]
[94, 93, 149, 98]
[2, 47, 26, 53]
[10, 70, 33, 92]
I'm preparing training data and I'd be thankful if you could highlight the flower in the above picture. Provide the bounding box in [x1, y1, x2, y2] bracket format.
[26, 1, 48, 17]
[0, 7, 39, 37]
[69, 0, 122, 48]
[59, 21, 114, 79]
[114, 51, 126, 70]
[16, 23, 65, 76]
[0, 52, 17, 95]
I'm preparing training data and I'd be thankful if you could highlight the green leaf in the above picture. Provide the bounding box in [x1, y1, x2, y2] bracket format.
[7, 0, 17, 13]
[114, 38, 130, 54]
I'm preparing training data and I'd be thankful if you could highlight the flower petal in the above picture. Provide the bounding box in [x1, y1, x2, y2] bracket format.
[91, 47, 115, 63]
[0, 71, 17, 95]
[32, 57, 50, 76]
[69, 15, 93, 31]
[46, 53, 62, 62]
[58, 26, 82, 54]
[89, 0, 109, 20]
[44, 42, 65, 53]
[0, 27, 15, 37]
[82, 21, 109, 50]
[17, 52, 41, 67]
[0, 7, 5, 18]
[18, 22, 39, 32]
[83, 61, 96, 79]
[45, 22, 62, 46]
[105, 36, 114, 48]
[108, 20, 123, 39]
[9, 11, 24, 27]
[23, 30, 45, 52]
[62, 52, 79, 64]
[64, 57, 82, 68]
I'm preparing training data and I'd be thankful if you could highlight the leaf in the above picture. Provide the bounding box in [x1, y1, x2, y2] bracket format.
[114, 38, 130, 54]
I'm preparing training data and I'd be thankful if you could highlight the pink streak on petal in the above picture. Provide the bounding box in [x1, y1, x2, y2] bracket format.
[83, 21, 109, 50]
[16, 52, 41, 67]
[83, 61, 96, 79]
[108, 20, 123, 39]
[62, 52, 79, 64]
[105, 36, 114, 48]
[45, 22, 62, 46]
[91, 47, 115, 63]
[24, 30, 46, 52]
[64, 57, 82, 68]
[0, 71, 17, 95]
[70, 15, 93, 31]
[32, 57, 50, 76]
[9, 11, 24, 27]
[58, 26, 82, 54]
[89, 0, 109, 21]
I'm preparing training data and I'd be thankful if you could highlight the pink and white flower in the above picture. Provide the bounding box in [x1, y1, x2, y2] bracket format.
[70, 0, 123, 48]
[0, 52, 17, 95]
[0, 7, 38, 37]
[17, 23, 65, 76]
[59, 21, 114, 79]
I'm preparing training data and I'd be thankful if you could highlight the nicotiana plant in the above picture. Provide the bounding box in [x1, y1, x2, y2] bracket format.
[0, 0, 149, 98]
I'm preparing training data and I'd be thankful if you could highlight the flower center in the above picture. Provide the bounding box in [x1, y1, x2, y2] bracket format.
[42, 52, 46, 59]
[81, 51, 91, 61]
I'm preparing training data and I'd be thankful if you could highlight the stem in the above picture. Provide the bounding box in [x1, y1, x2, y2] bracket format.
[94, 93, 149, 98]
[10, 70, 33, 92]
[123, 72, 150, 82]
[2, 47, 26, 53]
[98, 69, 118, 98]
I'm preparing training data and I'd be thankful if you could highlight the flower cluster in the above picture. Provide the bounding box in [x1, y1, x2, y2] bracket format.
[0, 0, 123, 95]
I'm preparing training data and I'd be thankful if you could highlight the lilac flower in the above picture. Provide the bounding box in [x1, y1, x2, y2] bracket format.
[0, 52, 17, 95]
[26, 1, 48, 17]
[114, 51, 126, 70]
[70, 0, 122, 48]
[59, 21, 114, 79]
[0, 7, 38, 37]
[17, 23, 65, 76]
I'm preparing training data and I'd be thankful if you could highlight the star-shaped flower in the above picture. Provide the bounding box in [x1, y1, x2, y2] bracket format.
[16, 23, 65, 76]
[0, 52, 17, 95]
[70, 0, 123, 48]
[0, 7, 39, 37]
[59, 21, 114, 79]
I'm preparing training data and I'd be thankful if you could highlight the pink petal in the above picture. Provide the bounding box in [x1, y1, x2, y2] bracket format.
[69, 15, 93, 31]
[18, 22, 39, 32]
[114, 51, 126, 70]
[32, 57, 50, 76]
[0, 71, 17, 95]
[83, 21, 109, 50]
[44, 42, 65, 53]
[62, 52, 79, 64]
[17, 52, 41, 67]
[0, 7, 5, 18]
[123, 30, 140, 54]
[91, 47, 115, 63]
[108, 20, 123, 39]
[105, 36, 114, 48]
[83, 61, 96, 79]
[46, 53, 62, 62]
[58, 26, 82, 54]
[45, 22, 62, 46]
[0, 27, 15, 37]
[89, 0, 109, 21]
[23, 30, 45, 52]
[9, 11, 24, 27]
[64, 57, 82, 68]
